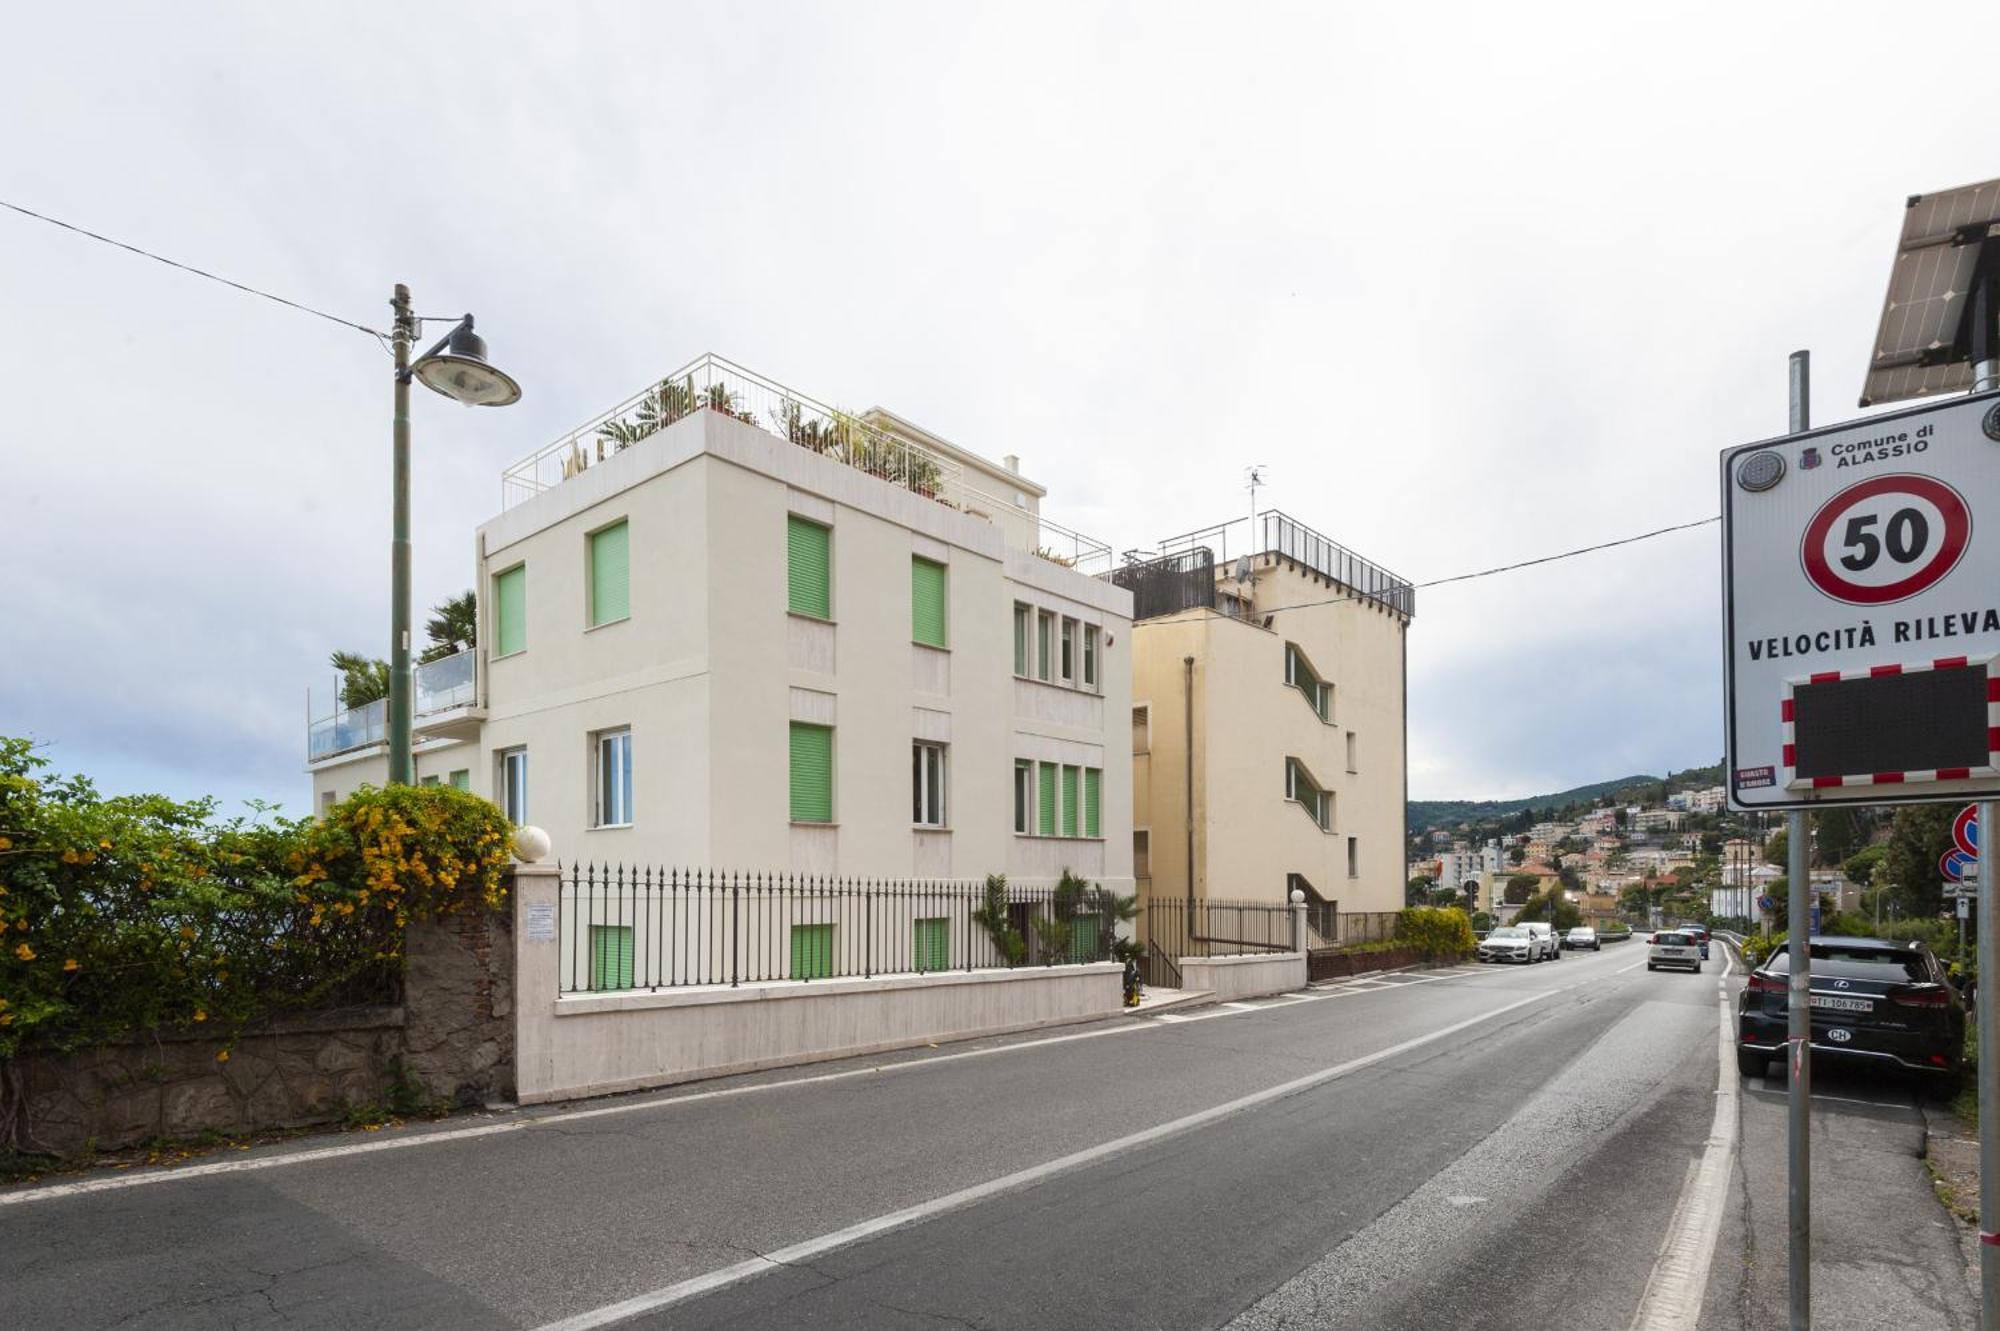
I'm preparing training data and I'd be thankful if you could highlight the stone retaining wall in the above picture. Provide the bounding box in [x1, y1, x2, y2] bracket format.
[7, 910, 518, 1158]
[11, 1006, 406, 1156]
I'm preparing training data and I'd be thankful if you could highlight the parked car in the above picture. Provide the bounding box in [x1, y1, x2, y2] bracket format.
[1648, 931, 1702, 973]
[1683, 924, 1711, 960]
[1736, 936, 1965, 1090]
[1563, 926, 1599, 951]
[1520, 922, 1561, 961]
[1478, 926, 1535, 964]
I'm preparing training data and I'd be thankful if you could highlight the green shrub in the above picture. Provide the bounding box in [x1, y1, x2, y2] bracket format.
[1394, 906, 1477, 962]
[0, 740, 511, 1062]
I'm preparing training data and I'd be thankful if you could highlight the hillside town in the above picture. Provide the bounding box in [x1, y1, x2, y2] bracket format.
[1406, 771, 1916, 936]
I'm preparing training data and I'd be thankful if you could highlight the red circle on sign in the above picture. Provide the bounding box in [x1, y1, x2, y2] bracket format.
[1799, 473, 1971, 604]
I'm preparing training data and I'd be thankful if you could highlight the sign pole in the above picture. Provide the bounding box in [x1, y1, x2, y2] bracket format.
[1981, 800, 1998, 1329]
[1785, 348, 1813, 1331]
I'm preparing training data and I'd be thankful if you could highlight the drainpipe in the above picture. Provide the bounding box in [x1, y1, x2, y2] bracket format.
[1184, 654, 1196, 912]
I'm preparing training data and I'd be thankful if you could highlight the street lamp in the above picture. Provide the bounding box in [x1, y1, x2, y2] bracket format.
[387, 284, 522, 785]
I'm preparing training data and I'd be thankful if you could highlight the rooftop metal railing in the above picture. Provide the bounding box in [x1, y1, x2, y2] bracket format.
[1155, 510, 1415, 618]
[307, 648, 477, 762]
[497, 353, 1111, 573]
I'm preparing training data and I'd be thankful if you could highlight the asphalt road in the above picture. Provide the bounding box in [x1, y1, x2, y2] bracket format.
[0, 940, 1968, 1329]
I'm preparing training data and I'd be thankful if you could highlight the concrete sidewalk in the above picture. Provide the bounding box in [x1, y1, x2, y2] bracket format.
[1702, 1062, 1979, 1329]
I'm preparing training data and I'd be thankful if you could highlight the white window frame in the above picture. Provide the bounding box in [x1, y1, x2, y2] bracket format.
[1083, 624, 1099, 690]
[1037, 610, 1056, 682]
[1014, 759, 1034, 833]
[913, 741, 948, 828]
[497, 747, 528, 825]
[593, 728, 633, 828]
[1132, 704, 1151, 755]
[1346, 731, 1358, 774]
[1060, 617, 1077, 684]
[1013, 603, 1031, 677]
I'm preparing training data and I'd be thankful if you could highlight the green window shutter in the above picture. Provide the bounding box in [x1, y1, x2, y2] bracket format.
[590, 925, 634, 990]
[449, 769, 469, 792]
[1084, 767, 1101, 838]
[788, 517, 831, 618]
[589, 521, 630, 626]
[494, 565, 526, 656]
[790, 723, 834, 823]
[1061, 765, 1079, 838]
[914, 917, 950, 972]
[911, 557, 947, 647]
[1071, 916, 1100, 963]
[791, 923, 834, 979]
[419, 775, 440, 787]
[1038, 762, 1057, 836]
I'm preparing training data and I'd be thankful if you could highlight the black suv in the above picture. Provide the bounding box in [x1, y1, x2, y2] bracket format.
[1736, 936, 1965, 1090]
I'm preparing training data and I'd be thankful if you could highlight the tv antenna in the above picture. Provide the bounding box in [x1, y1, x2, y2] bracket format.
[1244, 464, 1268, 556]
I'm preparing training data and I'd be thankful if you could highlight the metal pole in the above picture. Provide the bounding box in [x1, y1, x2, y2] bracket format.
[1981, 799, 1999, 1328]
[387, 284, 415, 785]
[1785, 348, 1812, 1331]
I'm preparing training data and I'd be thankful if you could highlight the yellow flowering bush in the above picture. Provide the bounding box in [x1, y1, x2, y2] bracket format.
[0, 739, 511, 1062]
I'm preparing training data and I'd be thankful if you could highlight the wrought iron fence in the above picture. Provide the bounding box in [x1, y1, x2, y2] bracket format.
[1139, 896, 1296, 988]
[556, 865, 1129, 994]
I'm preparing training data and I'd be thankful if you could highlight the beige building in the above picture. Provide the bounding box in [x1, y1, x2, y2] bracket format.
[1121, 514, 1411, 939]
[308, 356, 1133, 902]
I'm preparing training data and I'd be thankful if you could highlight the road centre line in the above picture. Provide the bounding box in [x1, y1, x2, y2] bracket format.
[528, 988, 1564, 1331]
[3, 942, 1649, 1208]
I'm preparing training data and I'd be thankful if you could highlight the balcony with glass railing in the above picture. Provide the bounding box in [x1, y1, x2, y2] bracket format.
[307, 648, 479, 762]
[498, 353, 1112, 575]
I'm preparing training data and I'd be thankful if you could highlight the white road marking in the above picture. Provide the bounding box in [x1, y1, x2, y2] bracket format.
[1626, 949, 1738, 1331]
[5, 944, 1651, 1209]
[1222, 1002, 1261, 1011]
[527, 988, 1563, 1331]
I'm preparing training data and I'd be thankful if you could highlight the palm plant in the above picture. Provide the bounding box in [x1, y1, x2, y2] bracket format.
[420, 591, 476, 664]
[595, 375, 700, 453]
[329, 650, 389, 709]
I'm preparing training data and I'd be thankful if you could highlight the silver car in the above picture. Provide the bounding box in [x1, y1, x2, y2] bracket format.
[1478, 926, 1534, 964]
[1648, 930, 1702, 973]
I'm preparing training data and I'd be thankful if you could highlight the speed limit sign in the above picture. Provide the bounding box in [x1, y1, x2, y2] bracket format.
[1723, 391, 2000, 811]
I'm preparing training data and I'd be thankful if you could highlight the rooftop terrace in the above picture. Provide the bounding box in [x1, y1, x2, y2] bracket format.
[499, 353, 1111, 573]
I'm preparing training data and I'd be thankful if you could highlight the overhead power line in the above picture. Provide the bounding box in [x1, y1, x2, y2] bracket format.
[0, 198, 385, 339]
[1415, 516, 1720, 589]
[1260, 515, 1721, 617]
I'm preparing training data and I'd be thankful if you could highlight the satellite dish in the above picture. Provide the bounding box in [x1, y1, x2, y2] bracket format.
[1232, 556, 1254, 583]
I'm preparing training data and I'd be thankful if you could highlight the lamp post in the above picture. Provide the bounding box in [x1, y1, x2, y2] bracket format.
[386, 285, 522, 785]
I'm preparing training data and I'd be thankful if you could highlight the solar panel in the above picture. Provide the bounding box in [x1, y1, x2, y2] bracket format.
[1860, 177, 2000, 407]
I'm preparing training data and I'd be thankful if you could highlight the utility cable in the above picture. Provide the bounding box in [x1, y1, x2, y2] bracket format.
[0, 197, 386, 339]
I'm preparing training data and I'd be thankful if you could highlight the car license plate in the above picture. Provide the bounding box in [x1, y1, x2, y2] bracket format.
[1809, 994, 1873, 1013]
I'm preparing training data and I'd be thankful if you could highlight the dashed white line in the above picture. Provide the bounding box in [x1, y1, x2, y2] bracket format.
[527, 988, 1564, 1331]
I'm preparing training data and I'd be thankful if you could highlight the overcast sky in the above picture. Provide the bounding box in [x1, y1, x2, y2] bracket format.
[1, 3, 1990, 813]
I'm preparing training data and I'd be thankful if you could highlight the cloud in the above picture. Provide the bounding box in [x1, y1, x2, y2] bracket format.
[0, 2, 1989, 812]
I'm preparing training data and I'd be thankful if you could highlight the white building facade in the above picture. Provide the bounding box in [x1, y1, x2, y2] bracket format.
[308, 357, 1133, 897]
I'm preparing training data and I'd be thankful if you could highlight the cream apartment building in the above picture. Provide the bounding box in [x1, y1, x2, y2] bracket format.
[1121, 514, 1411, 940]
[307, 356, 1133, 898]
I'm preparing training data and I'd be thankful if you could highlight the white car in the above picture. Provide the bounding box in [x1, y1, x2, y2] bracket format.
[1478, 926, 1535, 964]
[1563, 926, 1599, 952]
[1648, 930, 1702, 973]
[1520, 922, 1561, 961]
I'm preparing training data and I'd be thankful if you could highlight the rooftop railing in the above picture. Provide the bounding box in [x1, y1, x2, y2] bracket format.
[1154, 510, 1414, 618]
[498, 353, 1111, 574]
[307, 648, 476, 762]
